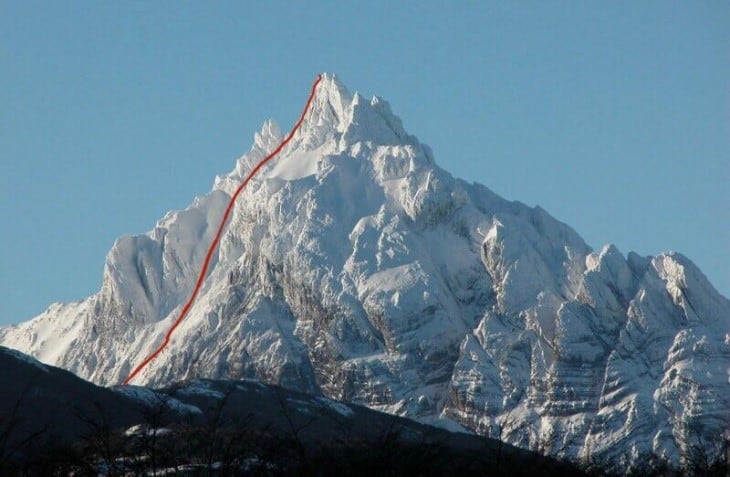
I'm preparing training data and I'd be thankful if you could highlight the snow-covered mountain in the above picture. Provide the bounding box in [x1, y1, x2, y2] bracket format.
[2, 73, 728, 468]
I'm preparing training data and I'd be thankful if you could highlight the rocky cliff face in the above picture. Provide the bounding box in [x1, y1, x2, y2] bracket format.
[2, 74, 728, 467]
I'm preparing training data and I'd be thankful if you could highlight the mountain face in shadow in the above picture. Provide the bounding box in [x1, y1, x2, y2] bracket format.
[1, 346, 588, 476]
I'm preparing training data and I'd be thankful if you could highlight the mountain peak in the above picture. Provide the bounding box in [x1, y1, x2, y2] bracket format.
[4, 74, 728, 471]
[216, 73, 423, 187]
[295, 73, 414, 149]
[253, 119, 284, 153]
[299, 72, 352, 134]
[317, 72, 353, 105]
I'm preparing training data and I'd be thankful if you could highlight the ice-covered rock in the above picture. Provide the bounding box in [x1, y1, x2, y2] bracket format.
[2, 73, 728, 468]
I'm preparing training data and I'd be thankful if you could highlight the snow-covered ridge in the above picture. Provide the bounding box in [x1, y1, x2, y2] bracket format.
[1, 73, 728, 468]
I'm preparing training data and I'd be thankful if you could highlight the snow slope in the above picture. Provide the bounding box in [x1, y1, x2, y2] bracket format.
[2, 73, 728, 468]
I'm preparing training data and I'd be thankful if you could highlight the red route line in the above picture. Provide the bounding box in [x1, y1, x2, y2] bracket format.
[123, 74, 323, 385]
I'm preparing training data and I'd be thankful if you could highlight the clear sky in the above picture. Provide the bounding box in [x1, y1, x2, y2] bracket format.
[1, 2, 728, 326]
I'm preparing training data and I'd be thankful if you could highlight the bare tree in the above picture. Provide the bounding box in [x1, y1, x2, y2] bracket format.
[0, 370, 50, 472]
[272, 386, 315, 473]
[74, 400, 127, 477]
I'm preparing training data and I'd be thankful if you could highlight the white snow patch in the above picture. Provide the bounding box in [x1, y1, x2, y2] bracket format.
[316, 397, 355, 417]
[113, 386, 203, 415]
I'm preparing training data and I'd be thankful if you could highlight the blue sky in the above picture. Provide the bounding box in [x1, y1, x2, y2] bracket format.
[1, 2, 728, 325]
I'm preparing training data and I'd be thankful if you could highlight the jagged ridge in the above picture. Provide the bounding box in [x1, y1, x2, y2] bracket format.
[2, 73, 728, 468]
